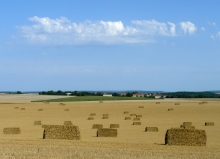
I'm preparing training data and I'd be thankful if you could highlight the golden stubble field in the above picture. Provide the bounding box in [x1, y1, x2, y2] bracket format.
[0, 95, 220, 158]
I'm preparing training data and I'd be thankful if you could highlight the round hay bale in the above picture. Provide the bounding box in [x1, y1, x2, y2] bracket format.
[125, 117, 131, 120]
[102, 116, 108, 119]
[64, 109, 69, 111]
[133, 118, 140, 121]
[168, 108, 174, 111]
[20, 108, 25, 110]
[205, 122, 214, 126]
[64, 121, 73, 126]
[34, 121, 42, 125]
[139, 106, 144, 108]
[133, 122, 141, 125]
[145, 127, 158, 132]
[110, 124, 120, 128]
[124, 111, 129, 114]
[92, 124, 103, 129]
[38, 109, 43, 111]
[90, 113, 96, 116]
[136, 115, 142, 117]
[88, 117, 94, 120]
[130, 114, 136, 116]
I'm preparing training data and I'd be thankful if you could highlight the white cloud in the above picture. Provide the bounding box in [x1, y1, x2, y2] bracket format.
[208, 22, 216, 26]
[180, 21, 197, 34]
[17, 17, 196, 45]
[201, 27, 205, 31]
[211, 32, 220, 39]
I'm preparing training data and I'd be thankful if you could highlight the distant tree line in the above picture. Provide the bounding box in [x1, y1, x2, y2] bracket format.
[39, 90, 103, 96]
[164, 92, 220, 98]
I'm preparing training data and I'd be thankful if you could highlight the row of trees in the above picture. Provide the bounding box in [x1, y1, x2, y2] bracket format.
[163, 92, 220, 98]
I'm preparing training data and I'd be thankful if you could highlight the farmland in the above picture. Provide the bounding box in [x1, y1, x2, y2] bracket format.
[0, 94, 220, 158]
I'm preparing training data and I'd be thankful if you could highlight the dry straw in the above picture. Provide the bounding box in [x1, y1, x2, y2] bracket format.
[133, 118, 140, 121]
[139, 106, 144, 108]
[125, 117, 131, 120]
[136, 115, 142, 117]
[92, 124, 103, 129]
[110, 124, 120, 128]
[90, 113, 96, 116]
[133, 122, 141, 125]
[64, 121, 73, 126]
[97, 128, 117, 137]
[168, 108, 174, 111]
[205, 122, 214, 126]
[175, 103, 180, 105]
[34, 121, 42, 125]
[3, 127, 21, 134]
[145, 127, 158, 132]
[42, 125, 80, 140]
[38, 109, 43, 111]
[88, 117, 94, 120]
[165, 128, 206, 146]
[124, 111, 129, 114]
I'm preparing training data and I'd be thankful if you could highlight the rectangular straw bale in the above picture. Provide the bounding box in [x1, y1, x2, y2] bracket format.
[130, 114, 136, 116]
[103, 114, 109, 117]
[133, 122, 141, 125]
[38, 109, 43, 111]
[14, 107, 19, 109]
[90, 113, 96, 116]
[156, 102, 160, 104]
[136, 115, 142, 117]
[64, 109, 69, 111]
[92, 124, 103, 129]
[180, 125, 195, 129]
[168, 108, 174, 111]
[133, 118, 140, 121]
[125, 117, 131, 120]
[88, 117, 94, 120]
[34, 121, 42, 125]
[124, 111, 129, 114]
[59, 103, 65, 106]
[110, 124, 120, 128]
[64, 121, 73, 126]
[43, 125, 80, 140]
[175, 103, 180, 105]
[183, 122, 192, 126]
[205, 122, 214, 126]
[3, 127, 21, 134]
[145, 127, 158, 132]
[97, 128, 117, 137]
[165, 128, 206, 146]
[139, 106, 144, 108]
[102, 116, 108, 119]
[20, 108, 25, 110]
[199, 102, 204, 105]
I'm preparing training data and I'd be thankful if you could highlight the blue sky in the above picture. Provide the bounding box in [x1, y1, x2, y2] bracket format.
[0, 1, 220, 92]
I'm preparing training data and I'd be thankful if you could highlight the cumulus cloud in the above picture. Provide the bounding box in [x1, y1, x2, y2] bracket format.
[211, 32, 220, 39]
[180, 21, 197, 34]
[17, 16, 196, 45]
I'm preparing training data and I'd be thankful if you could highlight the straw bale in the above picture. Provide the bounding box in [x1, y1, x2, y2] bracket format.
[38, 109, 43, 111]
[125, 117, 131, 120]
[88, 117, 94, 120]
[42, 125, 80, 140]
[130, 114, 136, 116]
[20, 108, 25, 110]
[139, 106, 144, 108]
[156, 102, 160, 104]
[205, 122, 214, 126]
[64, 109, 69, 111]
[124, 111, 129, 114]
[175, 103, 180, 105]
[110, 124, 120, 128]
[180, 125, 195, 129]
[165, 128, 206, 146]
[102, 116, 109, 119]
[168, 108, 174, 111]
[34, 121, 42, 125]
[64, 121, 73, 126]
[133, 122, 141, 125]
[103, 114, 109, 117]
[14, 107, 19, 109]
[199, 102, 204, 105]
[97, 128, 117, 137]
[90, 113, 96, 116]
[92, 124, 103, 129]
[59, 103, 65, 106]
[183, 122, 192, 126]
[145, 127, 158, 132]
[133, 118, 140, 121]
[136, 115, 142, 117]
[3, 127, 21, 134]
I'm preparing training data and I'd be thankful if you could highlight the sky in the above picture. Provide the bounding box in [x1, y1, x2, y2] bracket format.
[0, 1, 220, 92]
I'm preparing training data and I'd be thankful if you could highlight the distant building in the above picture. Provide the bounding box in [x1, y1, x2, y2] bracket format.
[103, 94, 112, 97]
[119, 93, 127, 96]
[132, 93, 145, 97]
[154, 94, 162, 98]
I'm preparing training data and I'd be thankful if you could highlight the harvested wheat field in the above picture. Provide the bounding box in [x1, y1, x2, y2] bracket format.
[0, 95, 220, 158]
